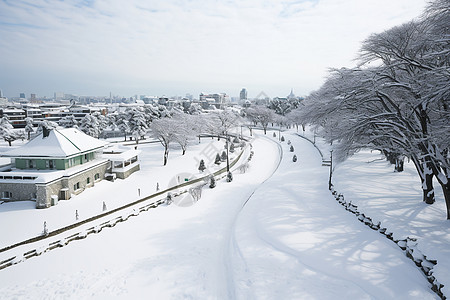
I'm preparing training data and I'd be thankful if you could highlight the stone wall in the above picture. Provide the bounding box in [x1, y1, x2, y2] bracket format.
[0, 182, 36, 202]
[35, 160, 109, 209]
[115, 164, 140, 179]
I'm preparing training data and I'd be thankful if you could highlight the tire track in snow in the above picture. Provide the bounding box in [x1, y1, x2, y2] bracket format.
[224, 134, 283, 299]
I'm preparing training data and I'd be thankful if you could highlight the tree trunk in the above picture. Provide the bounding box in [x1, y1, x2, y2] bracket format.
[163, 148, 169, 166]
[441, 182, 450, 220]
[423, 165, 435, 204]
[182, 148, 186, 155]
[394, 157, 404, 172]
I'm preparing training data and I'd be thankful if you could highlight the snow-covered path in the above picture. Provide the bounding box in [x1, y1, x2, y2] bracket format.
[230, 133, 436, 299]
[0, 132, 438, 299]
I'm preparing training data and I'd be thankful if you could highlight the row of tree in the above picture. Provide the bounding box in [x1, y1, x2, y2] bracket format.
[297, 0, 450, 218]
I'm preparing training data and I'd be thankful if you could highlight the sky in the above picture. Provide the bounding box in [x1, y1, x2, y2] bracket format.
[0, 0, 428, 99]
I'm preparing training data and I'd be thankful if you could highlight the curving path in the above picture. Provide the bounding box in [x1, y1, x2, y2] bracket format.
[228, 132, 437, 299]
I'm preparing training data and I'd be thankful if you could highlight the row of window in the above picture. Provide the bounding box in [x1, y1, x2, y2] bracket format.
[1, 174, 101, 200]
[24, 154, 92, 170]
[27, 159, 55, 169]
[1, 191, 37, 199]
[73, 173, 101, 191]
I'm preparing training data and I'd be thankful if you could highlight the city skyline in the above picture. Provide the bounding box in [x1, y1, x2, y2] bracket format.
[0, 0, 427, 98]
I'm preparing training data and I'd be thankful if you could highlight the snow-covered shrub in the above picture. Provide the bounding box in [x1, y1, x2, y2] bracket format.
[215, 153, 221, 165]
[166, 192, 173, 205]
[226, 171, 233, 182]
[221, 151, 227, 162]
[198, 159, 206, 172]
[293, 155, 297, 162]
[290, 145, 294, 152]
[209, 176, 216, 188]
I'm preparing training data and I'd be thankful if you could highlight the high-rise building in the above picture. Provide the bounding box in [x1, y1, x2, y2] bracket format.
[240, 88, 247, 100]
[0, 89, 3, 98]
[20, 93, 26, 99]
[30, 93, 36, 102]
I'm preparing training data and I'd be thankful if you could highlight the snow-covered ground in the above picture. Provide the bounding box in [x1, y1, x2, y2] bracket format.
[0, 128, 447, 299]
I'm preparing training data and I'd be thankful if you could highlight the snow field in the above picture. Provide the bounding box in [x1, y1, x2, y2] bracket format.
[0, 127, 445, 299]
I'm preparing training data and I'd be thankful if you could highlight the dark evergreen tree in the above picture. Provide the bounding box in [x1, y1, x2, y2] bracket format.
[290, 145, 294, 152]
[209, 176, 216, 188]
[281, 136, 285, 142]
[221, 151, 227, 162]
[229, 143, 235, 153]
[293, 154, 297, 162]
[198, 159, 206, 172]
[226, 171, 233, 182]
[215, 153, 221, 165]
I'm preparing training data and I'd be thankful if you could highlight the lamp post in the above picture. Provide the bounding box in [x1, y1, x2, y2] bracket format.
[226, 132, 230, 172]
[328, 150, 333, 190]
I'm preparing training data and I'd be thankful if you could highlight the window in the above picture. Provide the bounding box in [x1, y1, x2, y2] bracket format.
[28, 160, 34, 169]
[73, 182, 80, 191]
[94, 173, 100, 181]
[31, 193, 37, 200]
[46, 160, 55, 169]
[87, 177, 90, 184]
[1, 191, 12, 199]
[84, 154, 88, 161]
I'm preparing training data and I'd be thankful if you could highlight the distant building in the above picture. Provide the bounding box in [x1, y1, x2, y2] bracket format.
[0, 107, 26, 128]
[0, 89, 3, 98]
[30, 94, 37, 103]
[287, 88, 296, 100]
[199, 93, 229, 109]
[54, 92, 64, 101]
[239, 88, 247, 101]
[20, 93, 26, 99]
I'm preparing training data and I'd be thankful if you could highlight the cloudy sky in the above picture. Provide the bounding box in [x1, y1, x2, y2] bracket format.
[0, 0, 427, 99]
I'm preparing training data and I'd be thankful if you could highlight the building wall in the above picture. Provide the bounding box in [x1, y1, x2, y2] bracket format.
[15, 152, 96, 171]
[0, 182, 36, 202]
[115, 164, 140, 179]
[35, 160, 109, 208]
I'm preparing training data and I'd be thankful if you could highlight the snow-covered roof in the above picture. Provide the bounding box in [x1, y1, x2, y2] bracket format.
[102, 145, 141, 161]
[1, 128, 108, 159]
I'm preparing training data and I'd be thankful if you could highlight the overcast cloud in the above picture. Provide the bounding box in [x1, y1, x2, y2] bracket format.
[0, 0, 427, 98]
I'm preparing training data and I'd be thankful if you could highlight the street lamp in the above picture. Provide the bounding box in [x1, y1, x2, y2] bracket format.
[328, 150, 333, 190]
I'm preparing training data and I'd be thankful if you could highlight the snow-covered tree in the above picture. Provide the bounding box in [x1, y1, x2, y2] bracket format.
[209, 175, 216, 188]
[24, 117, 34, 140]
[214, 153, 221, 165]
[59, 115, 78, 129]
[198, 159, 206, 172]
[116, 112, 131, 141]
[79, 114, 101, 138]
[0, 116, 16, 146]
[126, 107, 148, 143]
[221, 151, 227, 162]
[36, 120, 57, 134]
[150, 118, 178, 165]
[172, 112, 195, 154]
[300, 0, 450, 218]
[245, 105, 275, 134]
[226, 171, 233, 182]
